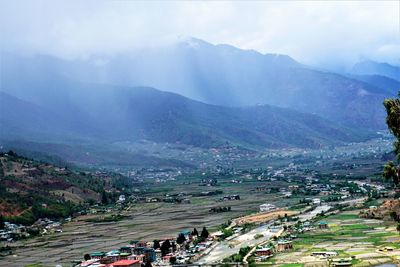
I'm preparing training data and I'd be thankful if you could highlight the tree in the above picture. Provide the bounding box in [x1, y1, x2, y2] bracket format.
[0, 215, 4, 230]
[397, 222, 400, 233]
[176, 233, 186, 245]
[390, 211, 399, 222]
[192, 227, 199, 237]
[383, 97, 400, 186]
[101, 190, 108, 205]
[169, 256, 177, 265]
[153, 240, 161, 250]
[160, 239, 171, 256]
[201, 226, 209, 240]
[223, 228, 233, 238]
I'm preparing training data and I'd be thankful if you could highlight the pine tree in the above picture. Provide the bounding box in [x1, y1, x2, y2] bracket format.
[390, 211, 399, 222]
[101, 190, 108, 205]
[169, 256, 177, 265]
[153, 240, 161, 250]
[160, 239, 171, 256]
[192, 227, 199, 236]
[177, 233, 186, 244]
[0, 215, 4, 230]
[201, 226, 209, 239]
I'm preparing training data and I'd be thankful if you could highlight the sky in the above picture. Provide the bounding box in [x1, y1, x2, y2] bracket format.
[0, 0, 399, 69]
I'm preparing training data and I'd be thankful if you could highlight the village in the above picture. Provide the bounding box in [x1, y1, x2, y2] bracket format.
[41, 171, 396, 267]
[1, 169, 397, 267]
[0, 137, 398, 267]
[68, 190, 400, 267]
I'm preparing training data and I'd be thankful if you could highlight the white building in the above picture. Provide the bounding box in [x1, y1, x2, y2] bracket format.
[118, 195, 126, 203]
[312, 198, 321, 205]
[260, 203, 276, 212]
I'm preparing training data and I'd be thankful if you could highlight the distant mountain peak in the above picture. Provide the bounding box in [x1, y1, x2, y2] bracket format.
[178, 36, 298, 63]
[352, 59, 400, 81]
[177, 36, 213, 49]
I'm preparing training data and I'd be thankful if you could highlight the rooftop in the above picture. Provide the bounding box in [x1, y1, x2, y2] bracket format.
[90, 252, 105, 256]
[111, 259, 140, 266]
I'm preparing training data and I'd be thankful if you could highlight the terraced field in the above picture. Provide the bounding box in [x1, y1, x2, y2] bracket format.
[0, 183, 301, 267]
[267, 210, 400, 267]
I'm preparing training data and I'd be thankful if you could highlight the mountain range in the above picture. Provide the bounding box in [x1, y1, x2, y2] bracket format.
[0, 38, 399, 167]
[0, 86, 368, 150]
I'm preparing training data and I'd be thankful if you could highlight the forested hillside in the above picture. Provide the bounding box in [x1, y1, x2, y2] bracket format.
[0, 151, 130, 224]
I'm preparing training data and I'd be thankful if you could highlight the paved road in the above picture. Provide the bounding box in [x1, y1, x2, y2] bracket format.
[197, 223, 278, 264]
[339, 197, 367, 206]
[298, 205, 331, 222]
[198, 204, 333, 264]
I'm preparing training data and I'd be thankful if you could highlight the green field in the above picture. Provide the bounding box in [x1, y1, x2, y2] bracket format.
[269, 211, 399, 266]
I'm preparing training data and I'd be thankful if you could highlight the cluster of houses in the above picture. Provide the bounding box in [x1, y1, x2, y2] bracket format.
[310, 252, 353, 266]
[246, 160, 387, 200]
[253, 219, 334, 263]
[0, 218, 63, 242]
[123, 168, 181, 184]
[131, 193, 191, 205]
[0, 222, 29, 242]
[254, 239, 294, 261]
[219, 195, 240, 201]
[79, 242, 155, 267]
[77, 230, 215, 267]
[200, 178, 218, 187]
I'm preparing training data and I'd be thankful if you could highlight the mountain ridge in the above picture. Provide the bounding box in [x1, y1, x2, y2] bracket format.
[1, 38, 389, 130]
[0, 84, 373, 150]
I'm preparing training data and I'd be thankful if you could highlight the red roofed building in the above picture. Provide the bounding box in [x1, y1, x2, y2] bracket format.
[111, 260, 141, 267]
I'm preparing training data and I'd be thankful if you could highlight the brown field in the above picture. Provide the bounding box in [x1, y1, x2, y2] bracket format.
[234, 209, 298, 225]
[0, 178, 302, 267]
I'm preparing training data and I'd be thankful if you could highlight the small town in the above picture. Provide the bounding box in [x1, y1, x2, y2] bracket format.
[1, 1, 399, 267]
[54, 190, 400, 267]
[1, 145, 400, 267]
[3, 174, 399, 267]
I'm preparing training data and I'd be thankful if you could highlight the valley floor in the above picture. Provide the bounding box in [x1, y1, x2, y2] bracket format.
[0, 137, 395, 266]
[0, 194, 293, 266]
[257, 210, 400, 267]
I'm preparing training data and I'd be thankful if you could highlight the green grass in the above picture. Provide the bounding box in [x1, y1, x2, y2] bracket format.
[255, 259, 276, 266]
[361, 236, 385, 245]
[328, 214, 359, 220]
[278, 264, 304, 267]
[289, 209, 400, 265]
[341, 224, 371, 230]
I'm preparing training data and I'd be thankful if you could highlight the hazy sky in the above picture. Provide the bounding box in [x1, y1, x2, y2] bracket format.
[1, 0, 399, 68]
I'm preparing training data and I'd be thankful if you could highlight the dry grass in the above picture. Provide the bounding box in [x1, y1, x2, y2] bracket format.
[234, 209, 298, 225]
